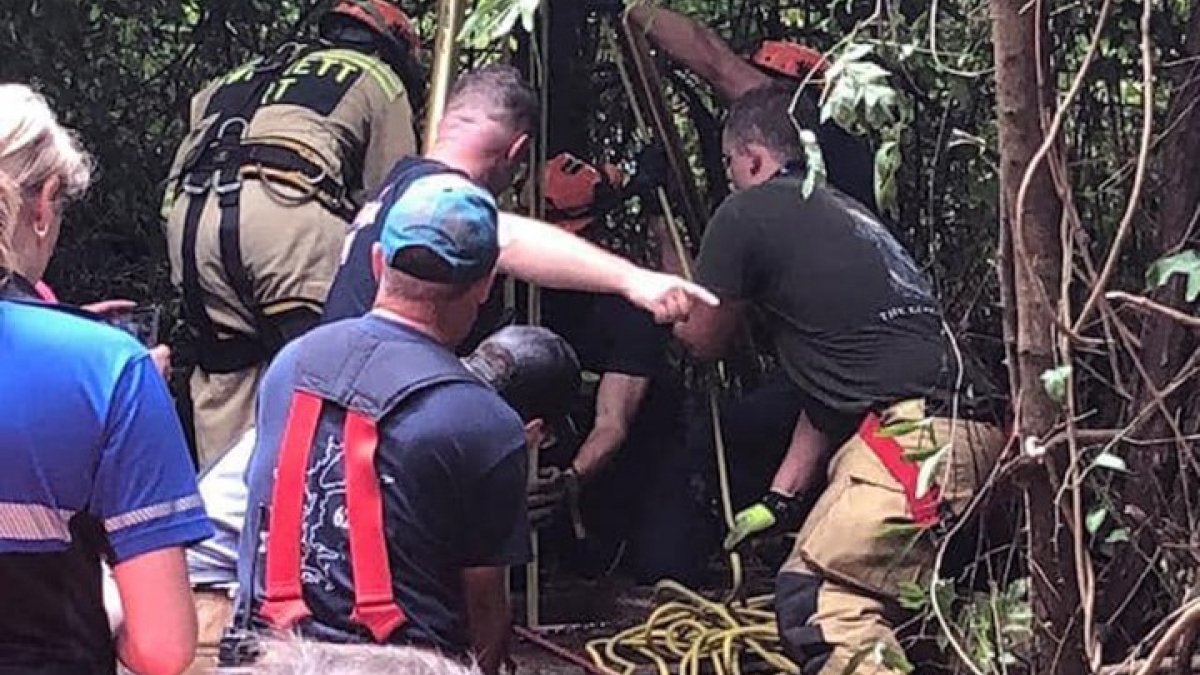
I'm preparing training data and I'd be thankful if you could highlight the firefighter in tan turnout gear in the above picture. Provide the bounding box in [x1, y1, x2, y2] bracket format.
[675, 85, 1008, 674]
[162, 0, 422, 466]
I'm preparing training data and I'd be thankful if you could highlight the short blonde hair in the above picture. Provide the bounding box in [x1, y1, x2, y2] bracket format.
[253, 638, 484, 675]
[0, 83, 93, 277]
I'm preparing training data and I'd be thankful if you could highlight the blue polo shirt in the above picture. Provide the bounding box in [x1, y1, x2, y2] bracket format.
[0, 297, 212, 675]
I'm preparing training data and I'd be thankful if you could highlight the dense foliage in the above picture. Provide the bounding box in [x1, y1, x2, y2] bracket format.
[6, 0, 1200, 672]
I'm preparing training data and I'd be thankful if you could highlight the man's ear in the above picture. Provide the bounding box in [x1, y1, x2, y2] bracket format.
[371, 243, 385, 282]
[471, 267, 498, 305]
[507, 133, 531, 163]
[747, 144, 767, 178]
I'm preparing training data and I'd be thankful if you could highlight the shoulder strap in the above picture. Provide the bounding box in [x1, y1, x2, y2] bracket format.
[372, 157, 470, 216]
[259, 323, 476, 640]
[295, 320, 477, 421]
[258, 389, 322, 632]
[177, 43, 328, 364]
[343, 410, 404, 640]
[178, 42, 320, 182]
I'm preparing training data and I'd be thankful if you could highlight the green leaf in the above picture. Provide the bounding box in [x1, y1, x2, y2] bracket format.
[517, 0, 541, 32]
[1106, 528, 1131, 544]
[897, 581, 929, 611]
[880, 644, 915, 673]
[874, 140, 901, 217]
[876, 416, 932, 438]
[799, 129, 826, 198]
[916, 445, 949, 499]
[1040, 365, 1071, 403]
[902, 443, 944, 462]
[840, 43, 875, 65]
[839, 646, 873, 675]
[1145, 250, 1200, 302]
[1091, 451, 1128, 473]
[876, 519, 926, 539]
[1085, 506, 1106, 534]
[839, 641, 914, 675]
[457, 0, 542, 48]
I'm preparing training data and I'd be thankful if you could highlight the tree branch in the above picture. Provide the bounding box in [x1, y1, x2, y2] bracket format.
[1108, 291, 1200, 330]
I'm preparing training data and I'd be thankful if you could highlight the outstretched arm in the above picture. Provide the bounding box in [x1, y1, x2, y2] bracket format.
[625, 4, 770, 103]
[497, 212, 718, 324]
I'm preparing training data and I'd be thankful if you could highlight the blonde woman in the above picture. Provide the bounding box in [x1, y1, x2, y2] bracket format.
[0, 83, 213, 675]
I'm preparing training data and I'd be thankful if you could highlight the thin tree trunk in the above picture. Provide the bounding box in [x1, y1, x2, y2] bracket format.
[990, 1, 1087, 673]
[1130, 0, 1200, 499]
[1103, 0, 1200, 653]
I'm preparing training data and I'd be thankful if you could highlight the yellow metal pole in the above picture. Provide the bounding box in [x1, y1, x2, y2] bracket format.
[422, 0, 468, 153]
[524, 0, 550, 630]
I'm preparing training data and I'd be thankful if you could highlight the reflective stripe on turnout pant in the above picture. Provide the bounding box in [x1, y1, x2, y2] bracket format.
[775, 399, 1006, 673]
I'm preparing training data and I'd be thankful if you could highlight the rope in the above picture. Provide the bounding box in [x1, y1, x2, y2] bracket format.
[584, 581, 798, 675]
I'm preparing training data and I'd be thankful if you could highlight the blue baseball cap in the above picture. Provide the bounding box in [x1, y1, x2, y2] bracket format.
[379, 173, 500, 284]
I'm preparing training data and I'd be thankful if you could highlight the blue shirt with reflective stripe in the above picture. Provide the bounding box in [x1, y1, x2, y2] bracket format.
[0, 297, 213, 674]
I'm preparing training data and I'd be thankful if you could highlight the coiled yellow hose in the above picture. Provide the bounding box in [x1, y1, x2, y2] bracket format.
[584, 580, 797, 675]
[583, 390, 798, 675]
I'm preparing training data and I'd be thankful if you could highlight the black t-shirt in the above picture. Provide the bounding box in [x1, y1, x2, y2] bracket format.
[541, 291, 681, 446]
[695, 175, 948, 416]
[322, 156, 465, 325]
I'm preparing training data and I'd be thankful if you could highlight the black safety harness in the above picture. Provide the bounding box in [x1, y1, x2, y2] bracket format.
[171, 42, 361, 374]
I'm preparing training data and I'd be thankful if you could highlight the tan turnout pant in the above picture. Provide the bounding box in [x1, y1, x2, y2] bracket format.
[775, 399, 1006, 674]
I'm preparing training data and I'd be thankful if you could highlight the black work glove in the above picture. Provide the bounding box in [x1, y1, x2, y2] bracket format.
[723, 490, 812, 551]
[527, 466, 582, 529]
[625, 142, 670, 199]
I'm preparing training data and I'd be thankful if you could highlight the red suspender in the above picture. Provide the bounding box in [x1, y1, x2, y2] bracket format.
[858, 413, 943, 527]
[343, 411, 405, 641]
[260, 390, 323, 630]
[260, 390, 406, 642]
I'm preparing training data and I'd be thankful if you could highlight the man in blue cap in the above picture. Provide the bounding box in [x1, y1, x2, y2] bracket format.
[237, 172, 529, 674]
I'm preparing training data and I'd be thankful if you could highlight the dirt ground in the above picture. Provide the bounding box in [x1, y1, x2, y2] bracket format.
[509, 575, 656, 675]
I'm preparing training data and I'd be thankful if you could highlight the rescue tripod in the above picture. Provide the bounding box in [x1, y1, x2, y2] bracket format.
[504, 9, 802, 675]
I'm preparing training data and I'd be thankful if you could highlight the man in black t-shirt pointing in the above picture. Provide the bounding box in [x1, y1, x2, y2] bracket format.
[673, 85, 1006, 675]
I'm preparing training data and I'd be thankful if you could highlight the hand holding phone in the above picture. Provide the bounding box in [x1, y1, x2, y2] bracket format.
[110, 305, 162, 347]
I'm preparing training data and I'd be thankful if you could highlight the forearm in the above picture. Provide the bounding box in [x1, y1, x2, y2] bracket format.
[466, 607, 509, 675]
[498, 212, 639, 294]
[463, 569, 511, 675]
[113, 548, 198, 675]
[572, 423, 629, 479]
[625, 4, 766, 102]
[770, 412, 834, 497]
